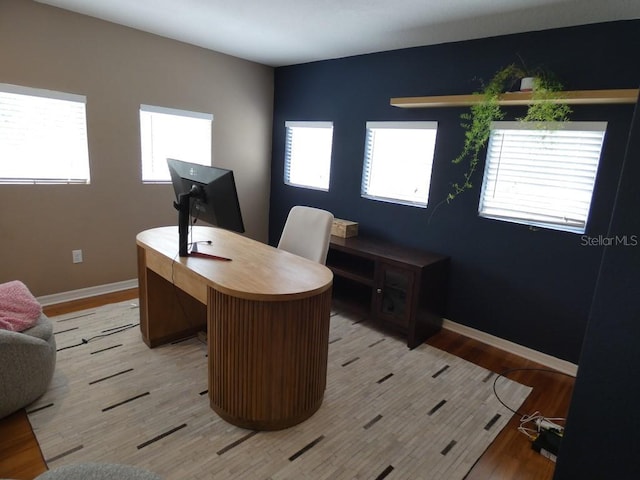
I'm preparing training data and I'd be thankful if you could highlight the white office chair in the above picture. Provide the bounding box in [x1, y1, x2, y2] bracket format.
[277, 206, 334, 264]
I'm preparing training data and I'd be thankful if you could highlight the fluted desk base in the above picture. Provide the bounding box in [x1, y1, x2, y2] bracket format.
[208, 288, 332, 430]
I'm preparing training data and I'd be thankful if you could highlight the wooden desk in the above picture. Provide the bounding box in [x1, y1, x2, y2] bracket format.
[136, 226, 333, 430]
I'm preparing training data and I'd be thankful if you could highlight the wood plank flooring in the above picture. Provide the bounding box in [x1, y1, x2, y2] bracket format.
[0, 410, 47, 480]
[427, 330, 574, 480]
[0, 288, 574, 480]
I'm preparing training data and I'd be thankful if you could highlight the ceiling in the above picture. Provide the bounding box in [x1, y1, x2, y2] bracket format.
[36, 0, 640, 67]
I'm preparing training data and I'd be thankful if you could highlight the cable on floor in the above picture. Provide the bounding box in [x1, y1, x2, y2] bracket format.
[492, 367, 573, 440]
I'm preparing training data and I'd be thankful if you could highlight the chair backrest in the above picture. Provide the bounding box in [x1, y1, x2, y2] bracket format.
[277, 206, 334, 264]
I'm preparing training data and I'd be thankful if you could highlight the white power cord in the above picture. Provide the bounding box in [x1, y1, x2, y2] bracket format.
[518, 411, 565, 440]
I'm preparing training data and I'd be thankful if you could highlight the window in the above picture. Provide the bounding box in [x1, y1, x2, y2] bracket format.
[140, 105, 212, 183]
[361, 121, 438, 207]
[0, 83, 90, 184]
[479, 121, 607, 233]
[284, 121, 333, 191]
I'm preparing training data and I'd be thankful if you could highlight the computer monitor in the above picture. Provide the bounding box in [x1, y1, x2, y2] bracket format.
[167, 158, 245, 258]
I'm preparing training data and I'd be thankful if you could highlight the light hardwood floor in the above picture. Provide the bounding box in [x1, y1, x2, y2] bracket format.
[0, 288, 573, 480]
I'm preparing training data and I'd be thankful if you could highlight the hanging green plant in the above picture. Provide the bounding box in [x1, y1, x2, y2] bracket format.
[446, 63, 572, 203]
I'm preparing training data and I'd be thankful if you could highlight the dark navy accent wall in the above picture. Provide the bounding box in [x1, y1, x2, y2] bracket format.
[270, 21, 640, 363]
[554, 96, 640, 478]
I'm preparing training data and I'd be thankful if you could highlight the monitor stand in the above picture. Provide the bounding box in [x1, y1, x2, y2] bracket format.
[174, 188, 231, 261]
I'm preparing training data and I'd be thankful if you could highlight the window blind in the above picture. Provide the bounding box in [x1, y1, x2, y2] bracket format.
[361, 121, 437, 208]
[140, 105, 213, 183]
[479, 121, 607, 233]
[284, 121, 333, 191]
[0, 83, 90, 184]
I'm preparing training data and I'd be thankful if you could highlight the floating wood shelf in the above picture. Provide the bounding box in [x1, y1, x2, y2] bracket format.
[390, 89, 639, 108]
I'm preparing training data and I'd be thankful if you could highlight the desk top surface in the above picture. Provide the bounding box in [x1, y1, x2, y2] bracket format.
[137, 226, 333, 301]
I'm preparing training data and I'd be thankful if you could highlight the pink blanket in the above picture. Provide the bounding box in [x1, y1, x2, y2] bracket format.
[0, 280, 43, 332]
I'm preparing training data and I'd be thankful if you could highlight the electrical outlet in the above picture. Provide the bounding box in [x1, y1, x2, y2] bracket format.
[72, 249, 83, 264]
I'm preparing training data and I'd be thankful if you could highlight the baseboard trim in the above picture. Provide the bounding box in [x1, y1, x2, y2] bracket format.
[35, 281, 578, 376]
[442, 318, 578, 377]
[37, 279, 138, 307]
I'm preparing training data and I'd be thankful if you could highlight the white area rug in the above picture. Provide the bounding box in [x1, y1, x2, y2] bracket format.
[28, 300, 531, 479]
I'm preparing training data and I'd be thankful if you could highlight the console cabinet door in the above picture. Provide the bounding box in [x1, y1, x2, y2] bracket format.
[374, 263, 415, 329]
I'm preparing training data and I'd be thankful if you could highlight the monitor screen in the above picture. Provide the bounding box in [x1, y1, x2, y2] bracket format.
[167, 158, 244, 257]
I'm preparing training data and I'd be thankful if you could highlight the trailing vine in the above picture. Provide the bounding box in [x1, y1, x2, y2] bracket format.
[446, 64, 572, 203]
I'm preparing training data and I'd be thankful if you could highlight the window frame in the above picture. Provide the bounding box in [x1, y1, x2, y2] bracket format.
[478, 121, 608, 234]
[283, 121, 334, 191]
[139, 104, 213, 184]
[361, 121, 438, 208]
[0, 83, 90, 185]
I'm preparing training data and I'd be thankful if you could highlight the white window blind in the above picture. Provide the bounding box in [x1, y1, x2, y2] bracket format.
[140, 104, 213, 183]
[284, 121, 333, 191]
[479, 121, 607, 233]
[0, 83, 90, 184]
[361, 121, 437, 208]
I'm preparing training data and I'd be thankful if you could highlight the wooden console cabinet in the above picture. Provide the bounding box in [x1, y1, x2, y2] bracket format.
[327, 235, 449, 349]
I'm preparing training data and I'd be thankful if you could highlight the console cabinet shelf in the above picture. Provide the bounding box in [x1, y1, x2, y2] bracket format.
[327, 235, 449, 349]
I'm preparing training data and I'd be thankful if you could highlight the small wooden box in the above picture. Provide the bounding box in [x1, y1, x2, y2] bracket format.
[331, 218, 358, 238]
